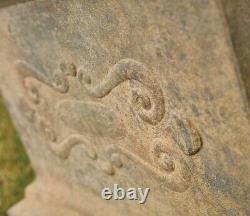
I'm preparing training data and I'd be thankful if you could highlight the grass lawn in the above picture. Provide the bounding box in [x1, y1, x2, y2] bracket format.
[0, 96, 34, 215]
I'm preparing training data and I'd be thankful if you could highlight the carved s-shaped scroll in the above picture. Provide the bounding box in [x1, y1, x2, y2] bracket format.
[78, 59, 165, 125]
[50, 134, 97, 160]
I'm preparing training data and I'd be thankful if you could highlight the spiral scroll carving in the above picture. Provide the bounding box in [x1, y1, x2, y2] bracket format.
[15, 59, 203, 193]
[16, 59, 165, 125]
[78, 59, 165, 125]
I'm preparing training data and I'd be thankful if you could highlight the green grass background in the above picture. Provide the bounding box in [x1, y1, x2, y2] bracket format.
[0, 96, 34, 215]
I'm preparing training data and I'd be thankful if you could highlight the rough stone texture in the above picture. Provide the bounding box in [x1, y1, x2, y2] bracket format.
[0, 0, 30, 9]
[0, 0, 249, 215]
[222, 0, 250, 103]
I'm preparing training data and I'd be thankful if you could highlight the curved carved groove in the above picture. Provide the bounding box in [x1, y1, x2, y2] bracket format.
[49, 134, 96, 160]
[15, 60, 77, 94]
[52, 62, 77, 93]
[15, 59, 199, 192]
[149, 142, 191, 192]
[15, 60, 50, 88]
[115, 144, 191, 193]
[78, 59, 165, 125]
[51, 71, 70, 93]
[170, 116, 202, 156]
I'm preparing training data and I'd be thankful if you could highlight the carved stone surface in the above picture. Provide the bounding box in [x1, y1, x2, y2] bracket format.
[222, 0, 250, 103]
[0, 1, 249, 215]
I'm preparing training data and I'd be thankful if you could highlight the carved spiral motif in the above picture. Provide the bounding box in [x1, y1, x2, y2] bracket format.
[52, 62, 77, 93]
[52, 72, 69, 93]
[77, 59, 165, 125]
[150, 142, 191, 192]
[15, 59, 203, 191]
[16, 59, 165, 125]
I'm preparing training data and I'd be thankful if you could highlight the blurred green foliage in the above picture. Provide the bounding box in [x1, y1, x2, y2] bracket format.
[0, 96, 34, 215]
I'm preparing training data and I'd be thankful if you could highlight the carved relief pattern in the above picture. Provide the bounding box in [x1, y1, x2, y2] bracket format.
[16, 59, 202, 193]
[77, 59, 165, 125]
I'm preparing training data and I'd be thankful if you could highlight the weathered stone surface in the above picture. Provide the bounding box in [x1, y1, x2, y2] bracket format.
[222, 0, 250, 104]
[0, 0, 249, 215]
